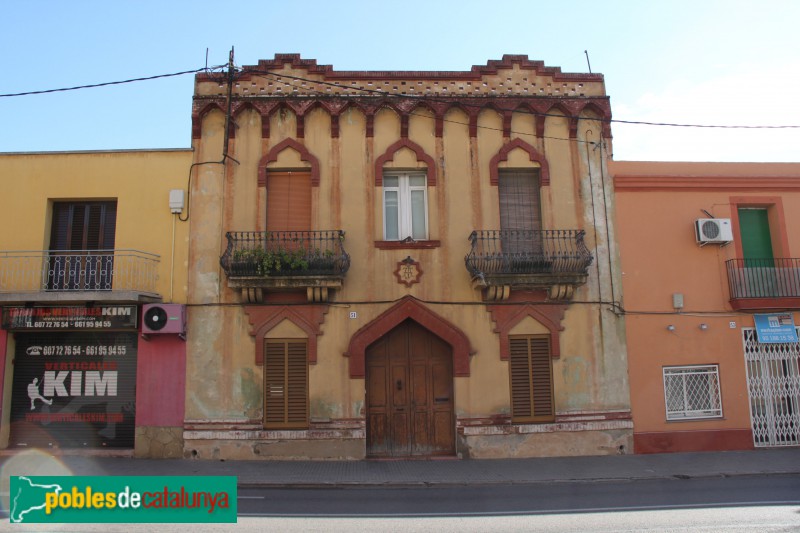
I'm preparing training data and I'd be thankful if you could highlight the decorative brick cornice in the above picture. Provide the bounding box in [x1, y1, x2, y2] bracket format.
[258, 138, 320, 186]
[489, 138, 550, 186]
[210, 54, 605, 84]
[374, 138, 436, 186]
[487, 291, 567, 359]
[245, 304, 328, 365]
[345, 296, 474, 378]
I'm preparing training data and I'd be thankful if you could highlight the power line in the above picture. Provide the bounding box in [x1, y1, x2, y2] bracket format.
[238, 66, 800, 130]
[3, 63, 799, 131]
[242, 69, 600, 146]
[0, 66, 226, 98]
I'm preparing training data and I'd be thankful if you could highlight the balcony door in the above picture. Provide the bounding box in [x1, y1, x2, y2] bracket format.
[266, 171, 311, 232]
[498, 169, 545, 269]
[48, 202, 117, 290]
[739, 208, 776, 297]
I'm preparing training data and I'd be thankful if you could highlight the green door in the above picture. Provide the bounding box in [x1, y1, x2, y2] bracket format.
[739, 208, 773, 261]
[738, 208, 775, 297]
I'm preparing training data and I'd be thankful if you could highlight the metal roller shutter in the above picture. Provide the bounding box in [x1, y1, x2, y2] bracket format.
[9, 331, 137, 448]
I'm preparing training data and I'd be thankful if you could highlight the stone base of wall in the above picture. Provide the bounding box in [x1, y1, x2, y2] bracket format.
[181, 413, 634, 460]
[459, 411, 634, 458]
[183, 419, 365, 460]
[462, 428, 633, 458]
[134, 426, 184, 458]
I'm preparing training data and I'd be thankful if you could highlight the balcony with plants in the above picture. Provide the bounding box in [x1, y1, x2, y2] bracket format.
[220, 230, 350, 302]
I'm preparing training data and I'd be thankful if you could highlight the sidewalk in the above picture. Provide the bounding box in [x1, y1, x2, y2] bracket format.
[2, 448, 798, 487]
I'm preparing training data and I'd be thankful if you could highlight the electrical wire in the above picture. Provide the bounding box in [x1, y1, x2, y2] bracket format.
[241, 70, 599, 146]
[0, 66, 227, 98]
[4, 62, 796, 130]
[238, 66, 800, 130]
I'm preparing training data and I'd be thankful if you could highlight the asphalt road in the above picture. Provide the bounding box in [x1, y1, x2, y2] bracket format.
[238, 474, 800, 517]
[3, 474, 800, 532]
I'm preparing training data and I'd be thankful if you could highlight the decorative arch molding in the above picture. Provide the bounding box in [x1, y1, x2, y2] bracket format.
[487, 291, 566, 360]
[579, 102, 613, 139]
[346, 296, 474, 378]
[258, 138, 321, 186]
[245, 305, 328, 365]
[192, 102, 226, 139]
[489, 138, 550, 186]
[374, 138, 437, 186]
[230, 103, 260, 139]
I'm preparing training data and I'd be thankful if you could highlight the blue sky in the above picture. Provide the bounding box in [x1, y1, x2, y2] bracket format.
[2, 1, 799, 161]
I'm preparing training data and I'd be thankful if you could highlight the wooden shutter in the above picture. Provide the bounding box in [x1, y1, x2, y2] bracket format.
[50, 201, 117, 250]
[509, 335, 554, 423]
[266, 172, 311, 232]
[264, 339, 308, 429]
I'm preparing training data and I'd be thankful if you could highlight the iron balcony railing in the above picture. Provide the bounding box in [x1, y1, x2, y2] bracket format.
[0, 249, 160, 294]
[726, 258, 800, 299]
[465, 229, 593, 279]
[220, 230, 350, 278]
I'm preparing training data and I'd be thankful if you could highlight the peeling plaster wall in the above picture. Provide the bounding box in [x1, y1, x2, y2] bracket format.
[185, 57, 632, 458]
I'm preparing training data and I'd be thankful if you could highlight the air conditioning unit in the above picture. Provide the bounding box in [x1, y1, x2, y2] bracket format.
[141, 303, 186, 338]
[695, 218, 733, 244]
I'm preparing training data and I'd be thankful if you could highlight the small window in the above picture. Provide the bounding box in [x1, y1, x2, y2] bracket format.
[383, 172, 428, 240]
[264, 339, 308, 429]
[663, 365, 722, 420]
[509, 335, 554, 423]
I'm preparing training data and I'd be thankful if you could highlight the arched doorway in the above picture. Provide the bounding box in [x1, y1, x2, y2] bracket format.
[366, 319, 455, 458]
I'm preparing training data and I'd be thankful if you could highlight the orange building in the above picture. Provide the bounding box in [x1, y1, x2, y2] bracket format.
[613, 161, 800, 453]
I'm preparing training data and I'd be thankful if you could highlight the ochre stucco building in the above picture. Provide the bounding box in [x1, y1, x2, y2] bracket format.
[184, 55, 632, 459]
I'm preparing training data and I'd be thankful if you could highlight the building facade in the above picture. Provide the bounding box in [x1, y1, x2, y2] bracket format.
[614, 161, 800, 453]
[0, 150, 191, 457]
[184, 55, 632, 459]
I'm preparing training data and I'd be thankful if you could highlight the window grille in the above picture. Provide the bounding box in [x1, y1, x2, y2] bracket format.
[663, 365, 722, 420]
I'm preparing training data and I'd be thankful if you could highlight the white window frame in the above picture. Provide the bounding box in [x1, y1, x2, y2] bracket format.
[382, 172, 428, 241]
[663, 364, 723, 421]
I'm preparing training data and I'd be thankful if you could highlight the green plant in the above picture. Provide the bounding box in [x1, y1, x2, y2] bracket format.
[232, 245, 310, 275]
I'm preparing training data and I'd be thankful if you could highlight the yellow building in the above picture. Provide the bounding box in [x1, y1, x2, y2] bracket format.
[185, 55, 632, 459]
[0, 149, 191, 457]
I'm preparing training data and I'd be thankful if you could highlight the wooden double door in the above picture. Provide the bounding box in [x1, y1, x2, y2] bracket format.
[366, 320, 455, 457]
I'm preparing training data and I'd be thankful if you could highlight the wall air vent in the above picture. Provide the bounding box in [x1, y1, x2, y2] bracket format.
[695, 218, 733, 245]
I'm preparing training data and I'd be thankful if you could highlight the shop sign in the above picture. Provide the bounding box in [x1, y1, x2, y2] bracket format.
[1, 306, 137, 331]
[754, 313, 799, 344]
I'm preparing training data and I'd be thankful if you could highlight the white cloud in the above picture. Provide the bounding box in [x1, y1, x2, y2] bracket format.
[611, 63, 800, 162]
